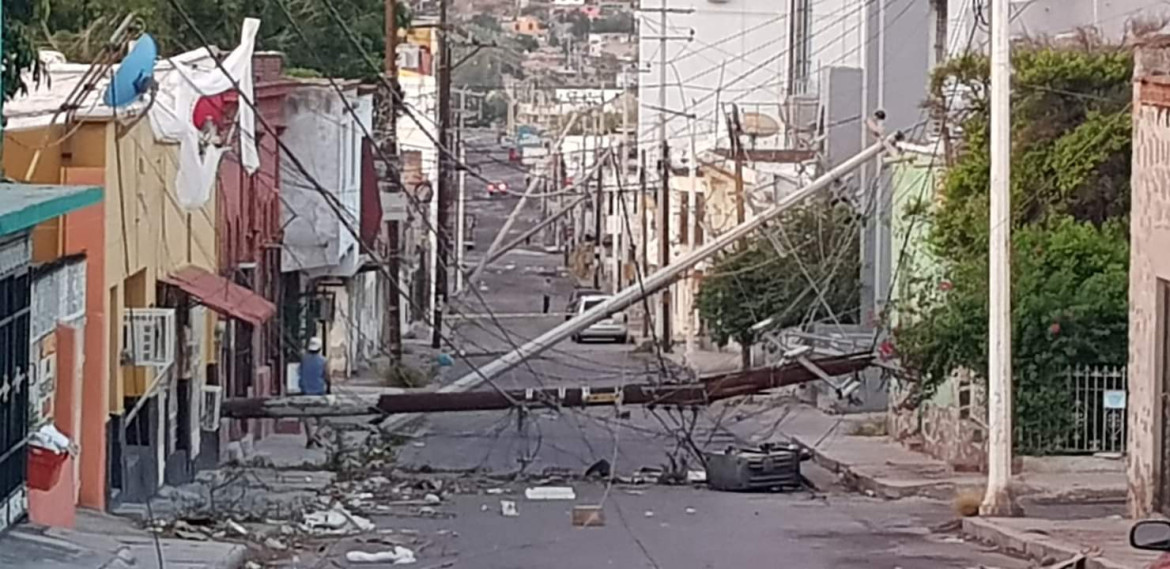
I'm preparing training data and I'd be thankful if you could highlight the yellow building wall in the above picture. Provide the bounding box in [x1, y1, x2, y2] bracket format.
[102, 120, 219, 402]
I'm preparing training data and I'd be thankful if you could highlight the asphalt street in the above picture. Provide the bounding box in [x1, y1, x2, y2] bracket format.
[367, 130, 1028, 569]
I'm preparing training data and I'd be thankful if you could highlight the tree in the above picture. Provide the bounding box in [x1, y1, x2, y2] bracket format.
[697, 200, 861, 369]
[889, 43, 1132, 453]
[5, 0, 46, 101]
[35, 0, 411, 80]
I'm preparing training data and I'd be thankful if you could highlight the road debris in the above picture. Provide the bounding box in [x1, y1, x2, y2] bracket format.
[346, 546, 417, 564]
[584, 459, 612, 479]
[500, 500, 519, 517]
[303, 504, 375, 535]
[264, 537, 289, 551]
[524, 486, 576, 500]
[424, 493, 442, 504]
[685, 507, 696, 515]
[643, 510, 655, 518]
[686, 470, 707, 484]
[572, 505, 604, 527]
[485, 487, 507, 495]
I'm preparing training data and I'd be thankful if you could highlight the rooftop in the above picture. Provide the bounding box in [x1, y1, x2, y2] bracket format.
[0, 183, 103, 236]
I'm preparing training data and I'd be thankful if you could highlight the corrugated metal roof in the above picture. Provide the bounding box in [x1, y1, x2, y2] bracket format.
[161, 265, 276, 326]
[0, 183, 102, 236]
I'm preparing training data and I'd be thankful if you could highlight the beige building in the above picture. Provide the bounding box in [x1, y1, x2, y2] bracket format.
[1128, 41, 1170, 518]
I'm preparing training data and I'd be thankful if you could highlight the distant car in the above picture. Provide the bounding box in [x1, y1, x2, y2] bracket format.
[569, 294, 628, 344]
[565, 287, 604, 320]
[486, 181, 510, 196]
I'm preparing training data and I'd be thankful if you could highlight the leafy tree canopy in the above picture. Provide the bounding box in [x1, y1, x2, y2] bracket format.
[890, 43, 1132, 451]
[31, 0, 411, 80]
[697, 200, 861, 366]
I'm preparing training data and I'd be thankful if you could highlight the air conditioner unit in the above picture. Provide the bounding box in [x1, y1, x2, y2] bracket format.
[397, 44, 422, 72]
[200, 384, 223, 431]
[123, 308, 176, 367]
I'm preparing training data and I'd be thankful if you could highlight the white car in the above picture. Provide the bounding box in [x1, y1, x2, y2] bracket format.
[570, 294, 629, 344]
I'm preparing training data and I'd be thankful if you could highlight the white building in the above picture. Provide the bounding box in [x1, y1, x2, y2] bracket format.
[281, 81, 386, 379]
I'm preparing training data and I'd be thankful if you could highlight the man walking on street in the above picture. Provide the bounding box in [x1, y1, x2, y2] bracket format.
[299, 337, 329, 448]
[542, 277, 553, 314]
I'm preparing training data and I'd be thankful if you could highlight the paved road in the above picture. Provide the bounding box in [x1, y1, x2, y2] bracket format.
[376, 131, 1026, 569]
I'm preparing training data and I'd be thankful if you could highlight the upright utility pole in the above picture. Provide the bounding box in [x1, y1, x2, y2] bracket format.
[982, 0, 1015, 516]
[593, 143, 603, 289]
[381, 0, 403, 359]
[639, 150, 649, 338]
[454, 96, 467, 294]
[657, 0, 672, 352]
[433, 0, 452, 349]
[729, 104, 745, 226]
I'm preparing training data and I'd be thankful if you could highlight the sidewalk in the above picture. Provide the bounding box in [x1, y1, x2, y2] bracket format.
[963, 517, 1157, 569]
[0, 510, 245, 569]
[721, 399, 1142, 567]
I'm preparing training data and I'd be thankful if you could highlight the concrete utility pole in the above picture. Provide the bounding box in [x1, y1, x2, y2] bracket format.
[381, 0, 403, 359]
[982, 0, 1015, 516]
[730, 105, 746, 226]
[640, 150, 649, 338]
[222, 353, 873, 418]
[593, 143, 603, 289]
[432, 0, 452, 349]
[657, 0, 672, 353]
[455, 98, 467, 294]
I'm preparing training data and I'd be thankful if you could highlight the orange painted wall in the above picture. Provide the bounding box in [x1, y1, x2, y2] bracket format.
[29, 325, 80, 528]
[62, 167, 108, 510]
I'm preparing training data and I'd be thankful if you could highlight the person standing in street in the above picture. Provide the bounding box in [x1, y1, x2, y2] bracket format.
[542, 277, 553, 314]
[299, 337, 329, 448]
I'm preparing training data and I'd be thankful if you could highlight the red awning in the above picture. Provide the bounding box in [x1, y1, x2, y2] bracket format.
[162, 266, 276, 327]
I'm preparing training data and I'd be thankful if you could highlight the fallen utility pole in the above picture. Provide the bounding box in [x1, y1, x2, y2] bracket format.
[442, 134, 898, 393]
[221, 353, 872, 418]
[221, 133, 897, 424]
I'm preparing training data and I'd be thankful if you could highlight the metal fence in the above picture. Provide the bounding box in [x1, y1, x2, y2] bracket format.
[1016, 366, 1127, 455]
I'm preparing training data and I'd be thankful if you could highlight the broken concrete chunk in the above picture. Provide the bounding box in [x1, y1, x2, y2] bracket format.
[264, 537, 289, 551]
[500, 500, 519, 517]
[524, 486, 576, 501]
[346, 546, 417, 564]
[226, 519, 248, 536]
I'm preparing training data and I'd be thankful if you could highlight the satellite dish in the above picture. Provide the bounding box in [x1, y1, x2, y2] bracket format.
[740, 112, 781, 138]
[104, 34, 158, 108]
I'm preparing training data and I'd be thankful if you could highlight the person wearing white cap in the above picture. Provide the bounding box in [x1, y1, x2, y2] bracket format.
[299, 337, 329, 448]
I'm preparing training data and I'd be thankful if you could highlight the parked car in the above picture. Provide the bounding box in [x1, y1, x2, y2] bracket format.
[565, 287, 604, 320]
[486, 181, 510, 196]
[1130, 519, 1170, 568]
[569, 294, 628, 344]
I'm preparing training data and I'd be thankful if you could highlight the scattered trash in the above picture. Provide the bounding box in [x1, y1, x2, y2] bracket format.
[264, 537, 289, 551]
[643, 510, 655, 518]
[480, 504, 489, 512]
[864, 489, 876, 498]
[225, 519, 248, 537]
[631, 466, 665, 485]
[500, 500, 519, 517]
[418, 506, 437, 517]
[245, 562, 262, 569]
[304, 505, 375, 535]
[623, 489, 644, 496]
[686, 470, 707, 484]
[685, 507, 696, 515]
[572, 505, 604, 527]
[412, 441, 427, 448]
[346, 546, 417, 564]
[485, 488, 507, 495]
[524, 486, 576, 501]
[424, 493, 442, 504]
[584, 459, 612, 479]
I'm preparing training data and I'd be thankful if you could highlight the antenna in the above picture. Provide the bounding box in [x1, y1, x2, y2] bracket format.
[103, 34, 158, 108]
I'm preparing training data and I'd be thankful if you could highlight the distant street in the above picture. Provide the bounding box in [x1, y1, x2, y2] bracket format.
[365, 132, 1029, 569]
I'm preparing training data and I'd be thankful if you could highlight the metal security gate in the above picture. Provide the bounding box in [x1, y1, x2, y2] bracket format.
[1017, 365, 1128, 455]
[0, 236, 31, 532]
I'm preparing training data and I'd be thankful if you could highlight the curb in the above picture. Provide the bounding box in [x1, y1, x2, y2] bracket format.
[961, 517, 1135, 569]
[790, 435, 970, 501]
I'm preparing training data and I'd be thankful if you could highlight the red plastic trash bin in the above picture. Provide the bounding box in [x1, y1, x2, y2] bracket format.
[27, 446, 67, 491]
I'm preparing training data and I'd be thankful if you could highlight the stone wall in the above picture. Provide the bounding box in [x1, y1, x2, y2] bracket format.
[890, 369, 988, 472]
